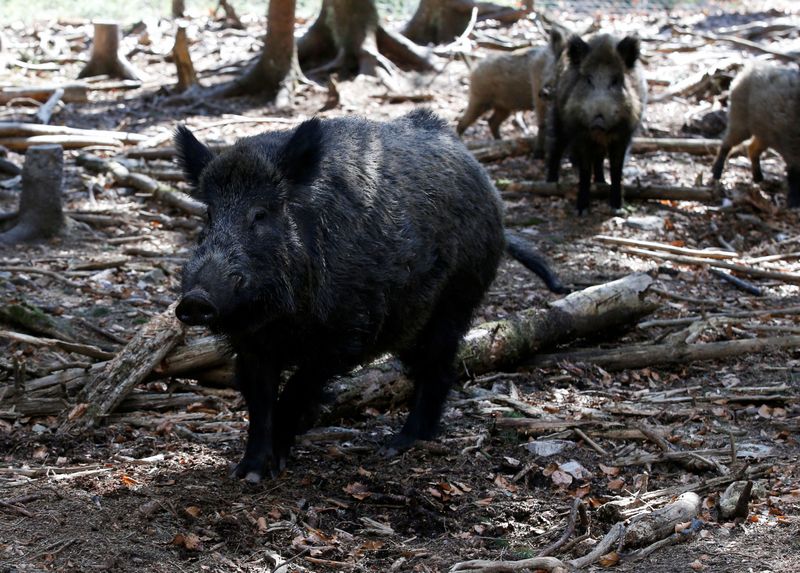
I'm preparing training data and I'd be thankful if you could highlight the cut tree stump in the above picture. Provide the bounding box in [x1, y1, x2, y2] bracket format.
[172, 26, 199, 92]
[58, 302, 184, 434]
[78, 21, 143, 81]
[0, 144, 66, 245]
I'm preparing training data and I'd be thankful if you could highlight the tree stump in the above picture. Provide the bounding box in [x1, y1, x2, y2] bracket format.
[403, 0, 475, 46]
[172, 26, 198, 92]
[0, 144, 66, 245]
[78, 21, 143, 81]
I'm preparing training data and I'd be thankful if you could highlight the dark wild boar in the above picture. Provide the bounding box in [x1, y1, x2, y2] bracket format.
[457, 29, 564, 144]
[547, 33, 647, 214]
[530, 29, 566, 158]
[711, 63, 800, 207]
[174, 110, 567, 483]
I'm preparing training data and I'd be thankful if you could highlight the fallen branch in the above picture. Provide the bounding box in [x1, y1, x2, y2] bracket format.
[58, 303, 184, 433]
[532, 335, 800, 371]
[0, 84, 89, 105]
[0, 329, 114, 360]
[499, 181, 717, 203]
[77, 153, 204, 216]
[8, 274, 658, 420]
[622, 247, 800, 285]
[0, 122, 146, 151]
[468, 136, 723, 162]
[595, 235, 737, 260]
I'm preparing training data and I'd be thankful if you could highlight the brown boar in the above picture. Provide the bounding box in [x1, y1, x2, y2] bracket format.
[711, 63, 800, 207]
[546, 33, 647, 214]
[457, 29, 564, 143]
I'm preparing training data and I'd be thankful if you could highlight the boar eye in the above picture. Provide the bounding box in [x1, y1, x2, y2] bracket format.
[250, 207, 269, 225]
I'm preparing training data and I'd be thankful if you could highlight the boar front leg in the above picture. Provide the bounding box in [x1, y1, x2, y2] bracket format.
[608, 142, 628, 210]
[575, 153, 593, 215]
[231, 351, 280, 483]
[788, 166, 800, 209]
[546, 126, 567, 183]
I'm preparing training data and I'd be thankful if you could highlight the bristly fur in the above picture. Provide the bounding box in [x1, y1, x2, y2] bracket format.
[174, 124, 215, 194]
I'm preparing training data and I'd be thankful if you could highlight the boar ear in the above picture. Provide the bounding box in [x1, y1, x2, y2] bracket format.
[617, 36, 640, 69]
[278, 117, 323, 187]
[549, 28, 565, 57]
[175, 125, 214, 194]
[566, 35, 589, 67]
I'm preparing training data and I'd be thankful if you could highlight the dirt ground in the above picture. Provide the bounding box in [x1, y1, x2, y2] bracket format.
[1, 5, 800, 573]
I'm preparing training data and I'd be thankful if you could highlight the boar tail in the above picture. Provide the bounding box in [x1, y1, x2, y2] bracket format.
[505, 232, 570, 294]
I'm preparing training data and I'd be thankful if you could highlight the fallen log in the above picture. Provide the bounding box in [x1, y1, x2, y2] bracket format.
[531, 335, 800, 371]
[622, 247, 800, 285]
[499, 180, 717, 203]
[77, 153, 205, 216]
[0, 122, 146, 151]
[623, 492, 700, 548]
[468, 136, 723, 162]
[594, 235, 737, 260]
[0, 84, 89, 105]
[6, 274, 659, 421]
[58, 303, 184, 433]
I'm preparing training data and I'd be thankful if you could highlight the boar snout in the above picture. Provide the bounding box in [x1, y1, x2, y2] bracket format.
[176, 289, 218, 326]
[590, 114, 607, 132]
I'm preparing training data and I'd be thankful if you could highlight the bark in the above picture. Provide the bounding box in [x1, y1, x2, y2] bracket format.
[58, 303, 185, 434]
[221, 0, 299, 104]
[0, 144, 66, 245]
[78, 21, 143, 81]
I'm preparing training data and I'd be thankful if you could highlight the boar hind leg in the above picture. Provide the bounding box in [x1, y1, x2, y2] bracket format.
[392, 289, 480, 451]
[231, 353, 280, 483]
[533, 100, 547, 159]
[457, 101, 489, 136]
[787, 166, 800, 208]
[607, 143, 628, 210]
[272, 367, 333, 472]
[487, 108, 511, 140]
[748, 136, 767, 183]
[712, 125, 750, 180]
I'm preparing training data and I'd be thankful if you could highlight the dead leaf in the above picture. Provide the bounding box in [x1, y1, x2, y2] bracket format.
[599, 464, 620, 476]
[257, 516, 268, 534]
[184, 506, 201, 518]
[171, 533, 202, 551]
[607, 478, 625, 491]
[550, 470, 573, 487]
[598, 551, 619, 567]
[343, 482, 371, 500]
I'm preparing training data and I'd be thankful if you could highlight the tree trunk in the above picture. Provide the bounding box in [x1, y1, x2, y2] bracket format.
[221, 0, 299, 104]
[403, 0, 474, 46]
[172, 26, 199, 92]
[298, 0, 432, 77]
[0, 144, 66, 245]
[172, 0, 185, 18]
[78, 21, 143, 81]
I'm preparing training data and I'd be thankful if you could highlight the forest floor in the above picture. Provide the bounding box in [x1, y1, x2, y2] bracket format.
[1, 4, 800, 573]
